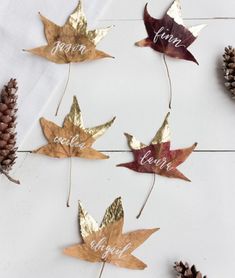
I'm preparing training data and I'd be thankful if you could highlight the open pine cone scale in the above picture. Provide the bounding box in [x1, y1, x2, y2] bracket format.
[174, 262, 207, 278]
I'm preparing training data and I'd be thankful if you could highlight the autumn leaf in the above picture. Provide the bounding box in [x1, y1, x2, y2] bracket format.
[24, 0, 113, 63]
[33, 96, 115, 159]
[135, 0, 206, 64]
[64, 197, 159, 271]
[117, 113, 197, 181]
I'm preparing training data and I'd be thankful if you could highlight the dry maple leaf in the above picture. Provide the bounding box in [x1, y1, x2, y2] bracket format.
[33, 96, 115, 159]
[117, 113, 197, 181]
[24, 0, 113, 63]
[64, 197, 159, 271]
[135, 0, 206, 64]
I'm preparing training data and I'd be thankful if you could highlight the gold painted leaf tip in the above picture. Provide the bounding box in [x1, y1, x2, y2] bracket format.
[78, 201, 87, 215]
[73, 95, 79, 103]
[165, 111, 170, 119]
[78, 202, 86, 216]
[100, 197, 124, 228]
[124, 133, 146, 150]
[112, 196, 123, 208]
[116, 196, 122, 202]
[151, 113, 171, 145]
[111, 116, 116, 123]
[189, 24, 206, 37]
[124, 132, 133, 141]
[124, 132, 131, 137]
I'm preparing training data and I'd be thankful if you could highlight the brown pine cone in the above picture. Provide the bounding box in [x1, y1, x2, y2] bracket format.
[0, 79, 20, 184]
[223, 46, 235, 98]
[174, 261, 207, 278]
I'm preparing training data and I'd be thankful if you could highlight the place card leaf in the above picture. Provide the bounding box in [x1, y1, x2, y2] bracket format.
[117, 113, 197, 181]
[135, 0, 206, 64]
[33, 96, 115, 159]
[64, 197, 159, 270]
[24, 0, 113, 63]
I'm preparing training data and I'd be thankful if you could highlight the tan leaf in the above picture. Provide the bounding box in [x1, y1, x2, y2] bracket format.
[111, 255, 147, 269]
[25, 0, 113, 64]
[33, 96, 115, 159]
[64, 197, 159, 271]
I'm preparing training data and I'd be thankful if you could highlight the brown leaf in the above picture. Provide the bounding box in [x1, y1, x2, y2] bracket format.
[64, 197, 159, 270]
[25, 1, 113, 64]
[117, 113, 197, 181]
[136, 0, 206, 64]
[33, 96, 115, 159]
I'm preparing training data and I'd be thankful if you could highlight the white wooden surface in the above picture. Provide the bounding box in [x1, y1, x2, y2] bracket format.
[1, 1, 235, 278]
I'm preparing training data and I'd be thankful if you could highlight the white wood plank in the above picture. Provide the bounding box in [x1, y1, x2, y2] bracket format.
[0, 152, 234, 278]
[21, 19, 235, 151]
[101, 0, 235, 20]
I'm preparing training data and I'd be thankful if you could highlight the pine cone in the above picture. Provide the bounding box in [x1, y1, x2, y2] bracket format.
[0, 79, 20, 184]
[223, 46, 235, 98]
[174, 261, 207, 278]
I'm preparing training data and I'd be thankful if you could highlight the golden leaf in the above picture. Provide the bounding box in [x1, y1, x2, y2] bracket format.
[64, 197, 159, 270]
[33, 96, 115, 159]
[24, 0, 113, 64]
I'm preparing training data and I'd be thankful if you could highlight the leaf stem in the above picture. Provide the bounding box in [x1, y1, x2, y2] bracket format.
[136, 174, 156, 219]
[163, 54, 172, 110]
[66, 157, 72, 207]
[98, 262, 106, 278]
[0, 167, 20, 185]
[55, 62, 71, 116]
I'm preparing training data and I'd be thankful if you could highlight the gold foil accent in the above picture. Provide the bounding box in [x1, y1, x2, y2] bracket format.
[78, 198, 124, 239]
[85, 117, 116, 140]
[88, 27, 113, 46]
[100, 197, 124, 229]
[167, 0, 206, 37]
[79, 201, 99, 239]
[68, 0, 87, 33]
[167, 0, 183, 26]
[65, 96, 84, 128]
[67, 0, 112, 46]
[189, 24, 206, 37]
[124, 133, 146, 150]
[151, 112, 170, 144]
